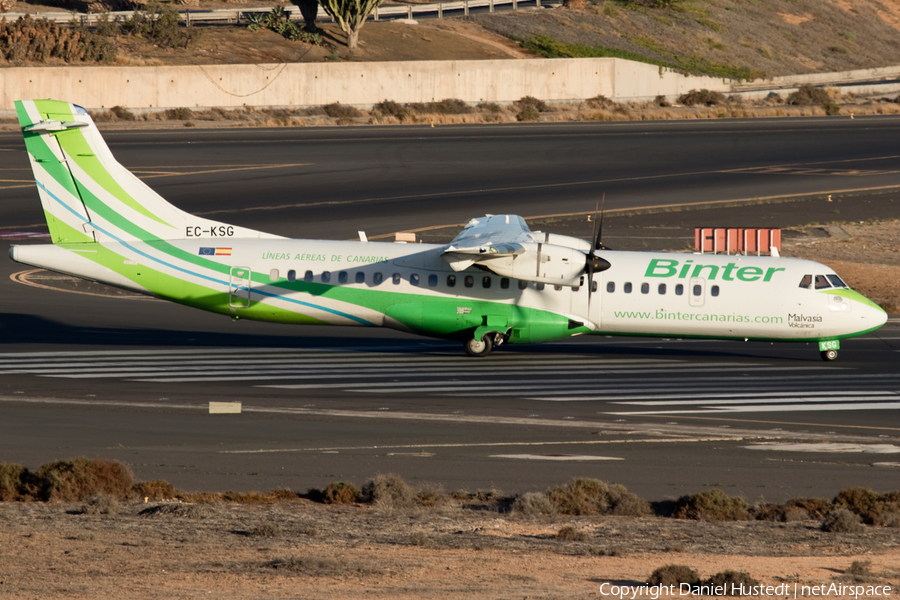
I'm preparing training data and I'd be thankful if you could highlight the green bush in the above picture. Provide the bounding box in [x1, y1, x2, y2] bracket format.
[121, 3, 200, 49]
[673, 489, 750, 521]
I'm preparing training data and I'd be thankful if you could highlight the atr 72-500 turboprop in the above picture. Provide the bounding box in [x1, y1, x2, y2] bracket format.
[8, 100, 888, 359]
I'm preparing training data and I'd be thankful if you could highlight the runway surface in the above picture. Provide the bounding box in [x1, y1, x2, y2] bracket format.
[1, 118, 899, 501]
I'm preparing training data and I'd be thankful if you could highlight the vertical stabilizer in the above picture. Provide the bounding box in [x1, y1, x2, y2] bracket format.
[15, 99, 277, 244]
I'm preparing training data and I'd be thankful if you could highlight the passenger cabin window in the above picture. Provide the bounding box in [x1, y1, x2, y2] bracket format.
[428, 274, 438, 287]
[815, 275, 830, 289]
[591, 281, 598, 293]
[447, 275, 456, 287]
[518, 280, 528, 290]
[392, 273, 401, 285]
[269, 268, 279, 282]
[624, 282, 632, 294]
[410, 274, 420, 286]
[287, 269, 296, 282]
[501, 278, 510, 289]
[658, 283, 666, 295]
[675, 284, 683, 296]
[356, 272, 365, 284]
[711, 285, 720, 297]
[321, 271, 331, 283]
[826, 274, 847, 288]
[641, 283, 649, 294]
[373, 272, 384, 285]
[338, 271, 348, 284]
[304, 270, 313, 282]
[465, 276, 474, 288]
[693, 284, 702, 296]
[607, 282, 615, 293]
[483, 277, 492, 289]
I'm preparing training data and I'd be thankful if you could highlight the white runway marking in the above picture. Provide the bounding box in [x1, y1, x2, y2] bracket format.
[489, 454, 624, 461]
[744, 443, 900, 454]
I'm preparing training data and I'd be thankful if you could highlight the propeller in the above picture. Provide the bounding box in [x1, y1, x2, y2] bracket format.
[585, 195, 611, 308]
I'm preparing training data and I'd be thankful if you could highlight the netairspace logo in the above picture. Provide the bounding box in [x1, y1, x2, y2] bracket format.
[597, 583, 893, 599]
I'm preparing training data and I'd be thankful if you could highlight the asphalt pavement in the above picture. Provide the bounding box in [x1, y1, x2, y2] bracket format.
[1, 118, 899, 502]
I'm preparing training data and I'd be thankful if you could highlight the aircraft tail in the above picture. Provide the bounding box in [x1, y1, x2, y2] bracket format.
[15, 99, 273, 245]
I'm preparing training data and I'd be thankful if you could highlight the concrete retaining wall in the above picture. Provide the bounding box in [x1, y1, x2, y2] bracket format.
[0, 58, 729, 110]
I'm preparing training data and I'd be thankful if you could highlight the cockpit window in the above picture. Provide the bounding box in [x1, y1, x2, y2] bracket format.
[815, 275, 831, 289]
[799, 274, 812, 289]
[826, 274, 848, 288]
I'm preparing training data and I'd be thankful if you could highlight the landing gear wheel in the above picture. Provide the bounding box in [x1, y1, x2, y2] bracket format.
[464, 335, 494, 357]
[821, 349, 838, 361]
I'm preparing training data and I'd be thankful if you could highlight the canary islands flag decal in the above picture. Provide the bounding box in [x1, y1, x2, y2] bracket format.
[199, 247, 232, 256]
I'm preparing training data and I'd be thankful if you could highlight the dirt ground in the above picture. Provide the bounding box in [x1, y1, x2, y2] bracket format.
[2, 499, 900, 599]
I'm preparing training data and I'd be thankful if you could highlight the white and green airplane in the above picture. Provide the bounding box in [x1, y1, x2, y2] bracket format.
[8, 100, 889, 360]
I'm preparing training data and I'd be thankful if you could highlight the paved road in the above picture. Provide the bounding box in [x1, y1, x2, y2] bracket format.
[1, 119, 899, 501]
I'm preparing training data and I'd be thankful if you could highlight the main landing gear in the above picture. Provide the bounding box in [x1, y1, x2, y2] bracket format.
[463, 331, 507, 357]
[820, 349, 839, 361]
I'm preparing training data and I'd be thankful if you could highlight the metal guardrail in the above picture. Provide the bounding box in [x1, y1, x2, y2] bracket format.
[2, 0, 552, 26]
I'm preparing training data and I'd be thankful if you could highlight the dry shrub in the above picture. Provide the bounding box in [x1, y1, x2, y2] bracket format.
[547, 478, 650, 516]
[322, 481, 359, 505]
[416, 482, 450, 508]
[873, 511, 900, 528]
[251, 523, 282, 538]
[754, 497, 829, 522]
[706, 570, 760, 594]
[821, 508, 863, 533]
[648, 564, 701, 587]
[515, 96, 550, 113]
[846, 560, 871, 577]
[80, 494, 120, 515]
[787, 84, 831, 106]
[477, 102, 502, 113]
[373, 100, 410, 122]
[134, 479, 177, 501]
[139, 503, 210, 519]
[833, 488, 900, 524]
[511, 491, 557, 516]
[164, 107, 194, 120]
[654, 94, 672, 107]
[0, 463, 26, 501]
[516, 106, 541, 122]
[28, 457, 135, 502]
[427, 98, 472, 115]
[360, 473, 416, 509]
[266, 556, 381, 576]
[0, 15, 117, 63]
[585, 95, 616, 110]
[673, 489, 750, 521]
[678, 89, 726, 106]
[323, 103, 362, 118]
[556, 525, 590, 542]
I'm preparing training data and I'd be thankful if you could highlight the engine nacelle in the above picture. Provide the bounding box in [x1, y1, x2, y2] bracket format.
[529, 232, 593, 254]
[481, 242, 586, 286]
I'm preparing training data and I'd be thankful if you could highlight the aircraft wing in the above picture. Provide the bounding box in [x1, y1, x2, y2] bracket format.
[441, 214, 598, 286]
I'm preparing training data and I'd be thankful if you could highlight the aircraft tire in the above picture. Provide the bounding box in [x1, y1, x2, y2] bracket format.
[464, 335, 493, 357]
[820, 349, 838, 361]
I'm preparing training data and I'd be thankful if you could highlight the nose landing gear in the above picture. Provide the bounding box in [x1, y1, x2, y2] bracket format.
[820, 349, 838, 361]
